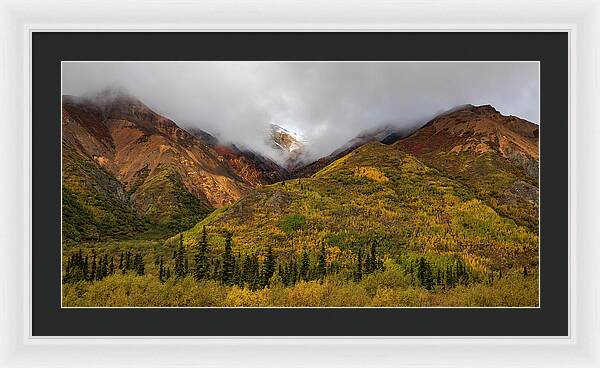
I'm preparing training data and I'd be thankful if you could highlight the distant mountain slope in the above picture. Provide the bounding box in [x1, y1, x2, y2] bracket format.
[180, 141, 538, 274]
[187, 127, 289, 185]
[292, 125, 410, 178]
[268, 124, 307, 170]
[394, 104, 539, 230]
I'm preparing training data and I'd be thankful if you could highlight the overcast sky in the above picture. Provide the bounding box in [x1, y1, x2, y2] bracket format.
[62, 61, 539, 161]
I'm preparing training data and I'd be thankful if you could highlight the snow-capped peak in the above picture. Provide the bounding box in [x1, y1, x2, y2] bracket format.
[269, 123, 305, 153]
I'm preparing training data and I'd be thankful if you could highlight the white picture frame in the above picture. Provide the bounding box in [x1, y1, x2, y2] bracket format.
[0, 0, 596, 366]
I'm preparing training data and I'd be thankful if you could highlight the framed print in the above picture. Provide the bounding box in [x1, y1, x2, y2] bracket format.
[59, 59, 543, 311]
[0, 0, 598, 367]
[32, 32, 564, 336]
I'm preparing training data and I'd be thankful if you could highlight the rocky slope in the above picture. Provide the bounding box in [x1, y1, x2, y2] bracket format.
[62, 93, 285, 235]
[394, 104, 539, 230]
[187, 127, 289, 186]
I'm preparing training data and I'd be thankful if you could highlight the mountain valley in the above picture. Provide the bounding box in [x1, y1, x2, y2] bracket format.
[62, 94, 540, 307]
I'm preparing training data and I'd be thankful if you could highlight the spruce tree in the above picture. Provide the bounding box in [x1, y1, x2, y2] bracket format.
[194, 226, 209, 280]
[102, 254, 108, 279]
[241, 254, 251, 286]
[263, 244, 276, 286]
[300, 251, 310, 282]
[248, 253, 260, 291]
[316, 242, 326, 279]
[90, 250, 97, 281]
[175, 233, 187, 279]
[354, 250, 363, 281]
[364, 251, 372, 275]
[221, 232, 235, 285]
[136, 254, 145, 276]
[417, 257, 434, 290]
[159, 257, 165, 282]
[368, 242, 377, 273]
[289, 258, 297, 285]
[83, 255, 88, 280]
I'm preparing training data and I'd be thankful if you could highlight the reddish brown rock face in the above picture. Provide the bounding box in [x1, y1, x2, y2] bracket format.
[62, 94, 287, 219]
[396, 105, 539, 162]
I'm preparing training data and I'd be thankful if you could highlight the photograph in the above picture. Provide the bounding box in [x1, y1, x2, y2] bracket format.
[60, 61, 540, 308]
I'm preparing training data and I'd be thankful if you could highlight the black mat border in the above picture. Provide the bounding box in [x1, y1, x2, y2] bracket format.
[32, 32, 568, 336]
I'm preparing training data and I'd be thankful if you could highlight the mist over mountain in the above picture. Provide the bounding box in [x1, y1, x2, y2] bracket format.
[62, 62, 539, 164]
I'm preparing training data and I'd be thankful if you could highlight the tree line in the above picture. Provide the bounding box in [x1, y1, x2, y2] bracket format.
[403, 256, 474, 290]
[64, 249, 145, 283]
[167, 227, 383, 290]
[63, 226, 385, 289]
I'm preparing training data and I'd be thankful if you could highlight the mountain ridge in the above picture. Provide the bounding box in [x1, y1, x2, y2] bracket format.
[62, 93, 288, 237]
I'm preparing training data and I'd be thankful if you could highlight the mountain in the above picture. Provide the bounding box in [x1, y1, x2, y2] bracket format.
[178, 103, 539, 272]
[268, 124, 307, 170]
[180, 140, 538, 275]
[394, 104, 539, 230]
[62, 93, 257, 237]
[187, 127, 289, 185]
[292, 125, 410, 178]
[63, 98, 540, 307]
[269, 123, 305, 152]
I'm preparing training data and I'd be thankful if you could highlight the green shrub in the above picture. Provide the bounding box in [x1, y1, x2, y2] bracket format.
[278, 214, 307, 234]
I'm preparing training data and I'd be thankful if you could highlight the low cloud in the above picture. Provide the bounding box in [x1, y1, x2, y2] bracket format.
[62, 61, 539, 161]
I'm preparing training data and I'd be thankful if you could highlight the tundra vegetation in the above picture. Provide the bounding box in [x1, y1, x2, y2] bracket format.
[63, 142, 538, 307]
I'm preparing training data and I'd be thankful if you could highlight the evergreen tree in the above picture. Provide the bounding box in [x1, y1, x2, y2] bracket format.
[221, 232, 235, 285]
[102, 254, 109, 278]
[247, 253, 261, 291]
[417, 257, 434, 290]
[289, 258, 297, 285]
[241, 254, 251, 285]
[354, 250, 363, 281]
[445, 264, 454, 289]
[364, 252, 372, 275]
[90, 250, 97, 281]
[316, 242, 326, 279]
[278, 264, 286, 285]
[300, 251, 310, 282]
[263, 244, 276, 286]
[363, 242, 378, 275]
[136, 254, 145, 276]
[175, 233, 187, 279]
[83, 255, 88, 278]
[194, 226, 210, 280]
[159, 257, 165, 282]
